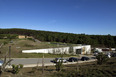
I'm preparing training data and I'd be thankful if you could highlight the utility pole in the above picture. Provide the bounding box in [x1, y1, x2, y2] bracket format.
[42, 53, 44, 77]
[9, 46, 11, 65]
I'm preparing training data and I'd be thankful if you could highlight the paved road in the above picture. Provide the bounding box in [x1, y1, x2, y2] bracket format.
[9, 55, 95, 65]
[10, 58, 55, 65]
[6, 57, 96, 68]
[6, 57, 70, 68]
[4, 55, 96, 68]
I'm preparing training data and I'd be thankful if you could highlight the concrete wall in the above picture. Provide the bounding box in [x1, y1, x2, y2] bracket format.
[22, 45, 91, 54]
[82, 45, 91, 54]
[22, 47, 69, 54]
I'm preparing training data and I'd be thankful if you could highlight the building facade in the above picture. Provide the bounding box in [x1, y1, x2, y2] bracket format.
[22, 45, 91, 55]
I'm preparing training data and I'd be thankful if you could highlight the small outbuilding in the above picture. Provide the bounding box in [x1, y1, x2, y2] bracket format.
[18, 35, 33, 39]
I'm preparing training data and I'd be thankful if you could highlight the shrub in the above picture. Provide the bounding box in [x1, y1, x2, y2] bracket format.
[12, 64, 23, 74]
[96, 53, 108, 65]
[55, 60, 63, 72]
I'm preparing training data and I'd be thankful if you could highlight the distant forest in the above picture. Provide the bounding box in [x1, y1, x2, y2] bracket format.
[0, 28, 116, 48]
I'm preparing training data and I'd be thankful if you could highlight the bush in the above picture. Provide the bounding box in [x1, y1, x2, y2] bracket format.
[55, 60, 63, 72]
[96, 53, 108, 65]
[12, 64, 23, 74]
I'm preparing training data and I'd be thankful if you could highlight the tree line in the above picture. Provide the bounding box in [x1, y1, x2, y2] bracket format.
[0, 28, 116, 48]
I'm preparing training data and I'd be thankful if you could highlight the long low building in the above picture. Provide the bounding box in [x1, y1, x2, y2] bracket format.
[22, 45, 91, 55]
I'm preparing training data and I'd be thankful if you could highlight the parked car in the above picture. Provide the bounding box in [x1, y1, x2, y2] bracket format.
[0, 60, 3, 66]
[105, 52, 111, 58]
[51, 58, 67, 63]
[90, 57, 96, 59]
[81, 56, 90, 61]
[93, 52, 98, 56]
[68, 57, 78, 62]
[112, 53, 116, 57]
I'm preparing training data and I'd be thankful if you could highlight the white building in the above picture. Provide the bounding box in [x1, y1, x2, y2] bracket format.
[22, 45, 91, 55]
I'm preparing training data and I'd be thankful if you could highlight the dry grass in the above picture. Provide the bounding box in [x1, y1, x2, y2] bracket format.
[1, 57, 116, 77]
[0, 39, 75, 58]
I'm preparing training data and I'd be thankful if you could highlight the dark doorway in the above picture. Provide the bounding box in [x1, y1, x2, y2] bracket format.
[76, 49, 82, 54]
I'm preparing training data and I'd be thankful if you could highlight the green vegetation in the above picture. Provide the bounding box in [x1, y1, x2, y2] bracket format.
[55, 60, 63, 72]
[0, 52, 13, 76]
[0, 38, 76, 58]
[0, 28, 116, 58]
[1, 57, 116, 77]
[12, 64, 23, 74]
[51, 58, 116, 77]
[96, 53, 108, 65]
[0, 34, 18, 39]
[0, 28, 116, 47]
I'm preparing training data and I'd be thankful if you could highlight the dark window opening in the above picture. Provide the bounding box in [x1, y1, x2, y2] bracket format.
[76, 49, 82, 54]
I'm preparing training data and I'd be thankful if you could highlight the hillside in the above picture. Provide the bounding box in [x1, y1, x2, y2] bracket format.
[0, 28, 116, 47]
[0, 39, 76, 58]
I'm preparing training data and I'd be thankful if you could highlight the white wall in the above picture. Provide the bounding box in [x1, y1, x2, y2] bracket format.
[22, 45, 91, 54]
[82, 45, 91, 54]
[22, 47, 70, 54]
